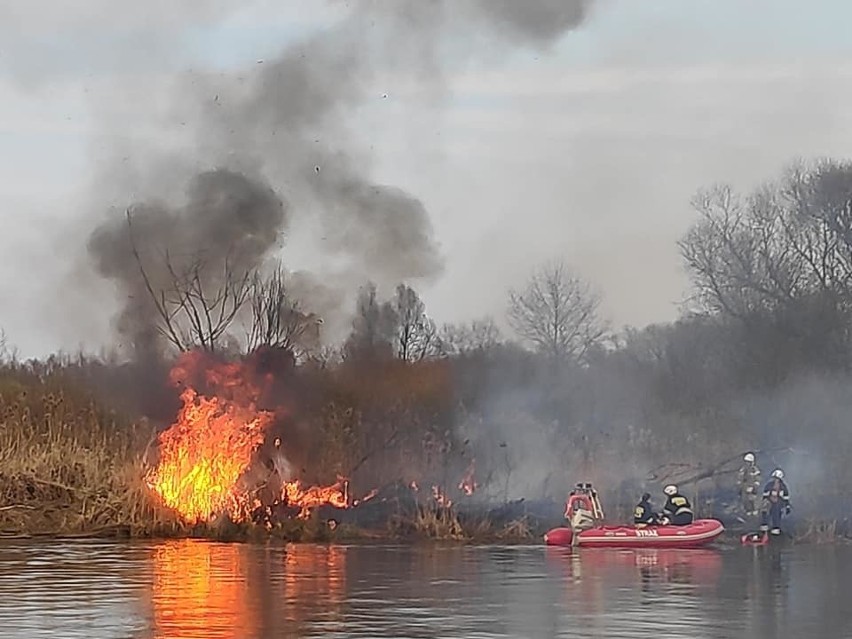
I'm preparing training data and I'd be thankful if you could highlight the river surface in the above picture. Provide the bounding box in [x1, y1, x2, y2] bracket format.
[0, 539, 849, 639]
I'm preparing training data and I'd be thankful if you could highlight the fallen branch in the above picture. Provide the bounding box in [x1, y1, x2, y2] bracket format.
[647, 448, 794, 487]
[347, 427, 400, 477]
[28, 476, 80, 494]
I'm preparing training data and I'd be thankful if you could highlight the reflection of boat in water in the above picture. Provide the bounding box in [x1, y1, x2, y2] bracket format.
[603, 548, 722, 580]
[544, 482, 724, 548]
[545, 519, 725, 549]
[546, 547, 724, 586]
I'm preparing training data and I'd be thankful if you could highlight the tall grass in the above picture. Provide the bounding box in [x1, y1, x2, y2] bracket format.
[0, 365, 180, 537]
[0, 354, 848, 545]
[385, 502, 536, 543]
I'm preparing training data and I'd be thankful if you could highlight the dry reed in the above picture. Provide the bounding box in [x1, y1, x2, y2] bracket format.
[0, 367, 180, 537]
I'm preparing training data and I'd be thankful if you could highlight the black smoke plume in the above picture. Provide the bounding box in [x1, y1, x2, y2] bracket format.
[87, 0, 597, 353]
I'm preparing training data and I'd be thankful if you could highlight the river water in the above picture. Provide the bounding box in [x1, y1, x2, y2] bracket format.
[0, 539, 849, 639]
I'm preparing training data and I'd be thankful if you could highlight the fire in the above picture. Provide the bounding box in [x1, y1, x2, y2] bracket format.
[432, 484, 453, 508]
[458, 458, 477, 496]
[282, 477, 349, 517]
[146, 350, 349, 525]
[150, 540, 257, 638]
[146, 352, 274, 523]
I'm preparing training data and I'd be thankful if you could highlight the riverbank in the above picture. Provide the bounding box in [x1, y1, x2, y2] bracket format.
[2, 497, 849, 546]
[0, 506, 544, 544]
[0, 388, 548, 542]
[1, 360, 850, 546]
[0, 381, 539, 542]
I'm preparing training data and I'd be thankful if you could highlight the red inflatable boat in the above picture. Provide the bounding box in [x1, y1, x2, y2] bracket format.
[544, 519, 725, 549]
[543, 482, 725, 549]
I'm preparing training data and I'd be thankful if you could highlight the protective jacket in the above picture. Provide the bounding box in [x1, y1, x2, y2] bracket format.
[762, 478, 790, 505]
[633, 498, 657, 526]
[738, 462, 761, 493]
[760, 477, 791, 533]
[662, 493, 694, 526]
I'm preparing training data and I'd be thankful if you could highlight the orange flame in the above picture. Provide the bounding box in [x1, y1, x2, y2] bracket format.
[150, 540, 258, 638]
[149, 386, 271, 522]
[146, 350, 348, 524]
[282, 477, 349, 518]
[458, 458, 477, 496]
[432, 484, 453, 508]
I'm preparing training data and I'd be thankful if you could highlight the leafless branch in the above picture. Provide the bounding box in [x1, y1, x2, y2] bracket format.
[507, 261, 606, 363]
[245, 265, 323, 358]
[125, 209, 253, 353]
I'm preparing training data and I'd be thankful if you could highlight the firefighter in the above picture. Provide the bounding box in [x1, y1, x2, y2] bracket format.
[660, 484, 694, 526]
[737, 452, 762, 516]
[633, 492, 659, 528]
[760, 468, 791, 535]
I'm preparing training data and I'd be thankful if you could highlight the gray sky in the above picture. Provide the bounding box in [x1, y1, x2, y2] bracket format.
[3, 0, 852, 358]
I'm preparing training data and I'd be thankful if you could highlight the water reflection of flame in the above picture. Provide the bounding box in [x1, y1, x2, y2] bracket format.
[282, 545, 347, 628]
[150, 540, 258, 639]
[148, 541, 348, 638]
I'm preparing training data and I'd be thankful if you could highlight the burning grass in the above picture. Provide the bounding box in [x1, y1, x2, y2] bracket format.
[145, 351, 276, 524]
[0, 353, 489, 541]
[0, 362, 353, 540]
[3, 351, 848, 546]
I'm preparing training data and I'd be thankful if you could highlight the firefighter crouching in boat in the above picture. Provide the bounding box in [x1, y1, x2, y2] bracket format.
[760, 468, 791, 536]
[737, 452, 761, 516]
[633, 492, 660, 528]
[659, 484, 694, 526]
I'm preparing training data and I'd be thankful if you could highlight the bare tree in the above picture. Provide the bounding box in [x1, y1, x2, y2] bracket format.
[507, 261, 606, 363]
[394, 284, 439, 362]
[678, 184, 802, 320]
[679, 160, 852, 373]
[680, 162, 852, 320]
[439, 318, 503, 356]
[343, 282, 398, 361]
[245, 265, 323, 358]
[0, 328, 16, 365]
[127, 210, 252, 353]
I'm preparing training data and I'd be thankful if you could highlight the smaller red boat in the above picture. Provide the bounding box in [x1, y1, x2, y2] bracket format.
[543, 483, 725, 549]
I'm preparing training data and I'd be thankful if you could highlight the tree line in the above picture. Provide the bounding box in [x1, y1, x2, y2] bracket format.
[7, 158, 852, 515]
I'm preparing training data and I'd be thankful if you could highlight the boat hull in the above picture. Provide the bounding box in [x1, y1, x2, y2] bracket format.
[544, 518, 725, 549]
